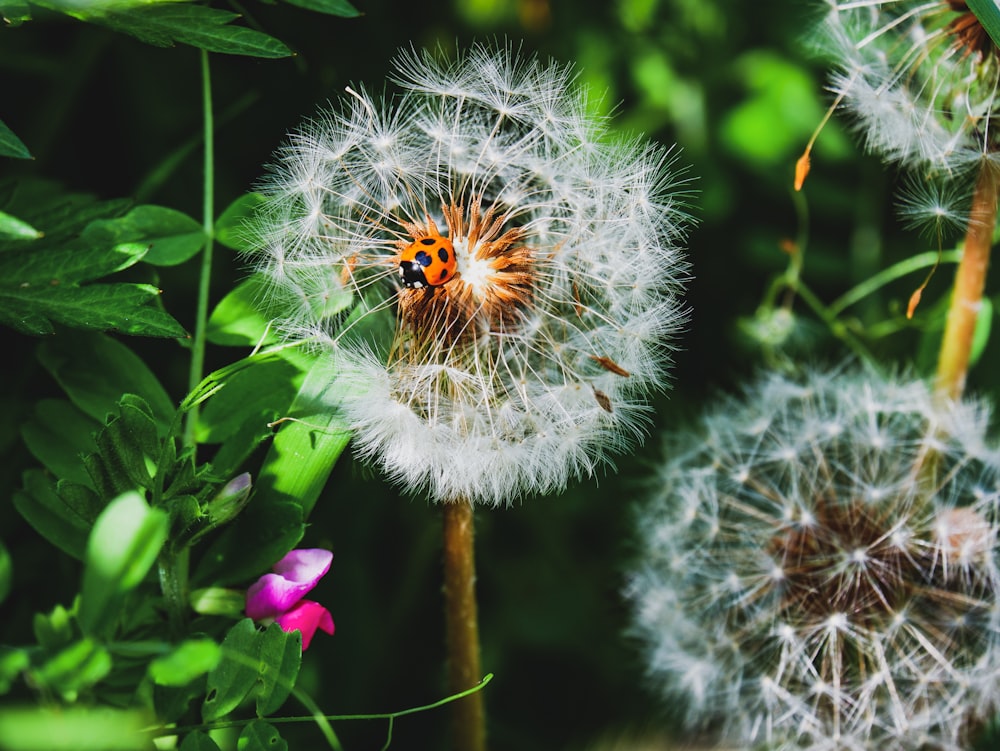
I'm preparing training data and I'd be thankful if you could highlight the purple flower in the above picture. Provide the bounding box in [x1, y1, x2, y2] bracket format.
[246, 548, 334, 650]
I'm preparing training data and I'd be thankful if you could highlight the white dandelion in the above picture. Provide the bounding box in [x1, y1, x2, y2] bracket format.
[817, 0, 1000, 175]
[626, 366, 1000, 751]
[248, 42, 692, 507]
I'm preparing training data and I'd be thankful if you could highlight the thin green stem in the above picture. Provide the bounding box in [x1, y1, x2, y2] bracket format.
[291, 686, 344, 751]
[184, 47, 216, 449]
[828, 249, 962, 318]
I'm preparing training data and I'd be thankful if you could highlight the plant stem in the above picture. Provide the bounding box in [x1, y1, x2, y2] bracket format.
[441, 501, 486, 751]
[184, 47, 216, 448]
[934, 163, 998, 402]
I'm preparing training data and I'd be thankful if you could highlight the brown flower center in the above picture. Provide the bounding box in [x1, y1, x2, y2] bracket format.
[395, 199, 534, 348]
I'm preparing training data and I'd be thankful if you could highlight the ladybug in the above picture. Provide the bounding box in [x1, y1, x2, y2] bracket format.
[398, 232, 457, 289]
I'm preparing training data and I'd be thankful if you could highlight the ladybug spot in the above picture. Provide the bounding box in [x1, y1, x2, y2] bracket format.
[420, 237, 437, 246]
[414, 250, 433, 267]
[437, 247, 450, 263]
[438, 268, 449, 282]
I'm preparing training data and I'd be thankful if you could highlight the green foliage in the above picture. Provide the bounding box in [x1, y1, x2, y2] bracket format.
[969, 0, 1000, 50]
[203, 619, 301, 721]
[0, 184, 189, 338]
[0, 119, 31, 159]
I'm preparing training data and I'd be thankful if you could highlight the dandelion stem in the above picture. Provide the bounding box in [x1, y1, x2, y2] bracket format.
[441, 501, 486, 751]
[934, 163, 998, 401]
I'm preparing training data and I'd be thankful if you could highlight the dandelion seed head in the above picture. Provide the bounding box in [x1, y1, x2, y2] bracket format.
[818, 0, 1000, 171]
[249, 43, 692, 506]
[627, 366, 1000, 750]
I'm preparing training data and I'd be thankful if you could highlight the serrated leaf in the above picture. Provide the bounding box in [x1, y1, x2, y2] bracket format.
[0, 210, 42, 239]
[0, 119, 31, 159]
[0, 185, 187, 337]
[14, 469, 90, 559]
[83, 205, 206, 266]
[89, 4, 292, 57]
[1, 281, 187, 337]
[203, 621, 300, 723]
[86, 400, 161, 498]
[280, 0, 360, 16]
[215, 193, 265, 252]
[79, 492, 169, 638]
[37, 333, 174, 430]
[237, 721, 288, 751]
[150, 640, 222, 687]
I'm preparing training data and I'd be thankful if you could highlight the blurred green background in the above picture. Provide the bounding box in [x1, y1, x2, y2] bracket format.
[3, 0, 988, 749]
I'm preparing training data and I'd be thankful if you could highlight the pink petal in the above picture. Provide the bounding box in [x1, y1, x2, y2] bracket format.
[245, 548, 333, 620]
[275, 600, 335, 650]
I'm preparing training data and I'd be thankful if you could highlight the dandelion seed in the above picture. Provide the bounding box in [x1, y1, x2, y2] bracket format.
[626, 366, 1000, 751]
[816, 0, 1000, 173]
[248, 43, 693, 507]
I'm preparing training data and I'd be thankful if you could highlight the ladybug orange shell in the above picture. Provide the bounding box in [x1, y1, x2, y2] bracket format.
[398, 233, 457, 289]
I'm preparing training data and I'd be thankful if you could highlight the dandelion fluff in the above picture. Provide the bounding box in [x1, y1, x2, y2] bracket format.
[249, 43, 692, 506]
[817, 0, 1000, 173]
[627, 366, 1000, 751]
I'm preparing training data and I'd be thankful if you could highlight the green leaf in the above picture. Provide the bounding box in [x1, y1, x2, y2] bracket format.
[203, 621, 300, 722]
[1, 282, 185, 337]
[0, 210, 42, 239]
[253, 625, 301, 716]
[0, 1, 32, 26]
[20, 399, 101, 485]
[88, 4, 292, 57]
[78, 492, 169, 638]
[0, 184, 187, 337]
[37, 333, 174, 430]
[33, 604, 75, 651]
[206, 274, 280, 347]
[0, 119, 31, 159]
[0, 706, 151, 751]
[149, 640, 222, 687]
[179, 731, 223, 751]
[33, 638, 112, 701]
[0, 541, 10, 606]
[194, 499, 304, 587]
[215, 193, 265, 252]
[202, 619, 257, 721]
[14, 469, 91, 559]
[198, 357, 299, 442]
[0, 647, 30, 694]
[194, 357, 300, 477]
[968, 0, 1000, 51]
[237, 721, 288, 751]
[280, 0, 360, 16]
[83, 205, 205, 267]
[85, 398, 161, 499]
[255, 357, 351, 519]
